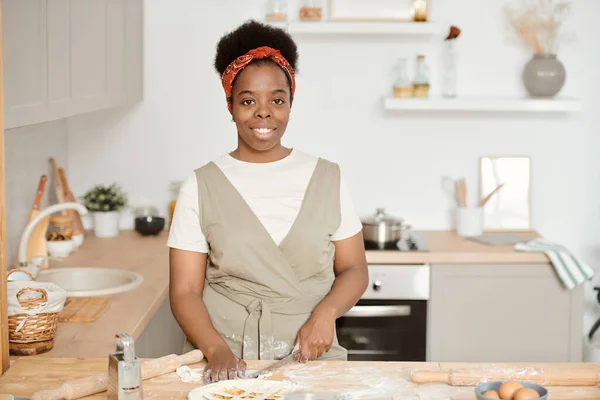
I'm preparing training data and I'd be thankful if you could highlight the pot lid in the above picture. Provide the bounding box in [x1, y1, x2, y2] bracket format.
[362, 207, 404, 226]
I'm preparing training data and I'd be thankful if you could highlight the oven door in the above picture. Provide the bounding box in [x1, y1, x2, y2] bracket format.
[335, 299, 427, 361]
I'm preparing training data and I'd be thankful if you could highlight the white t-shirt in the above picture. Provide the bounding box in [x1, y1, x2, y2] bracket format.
[167, 149, 363, 254]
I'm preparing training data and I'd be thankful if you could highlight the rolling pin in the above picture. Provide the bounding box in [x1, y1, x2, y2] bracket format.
[411, 367, 599, 387]
[31, 350, 204, 400]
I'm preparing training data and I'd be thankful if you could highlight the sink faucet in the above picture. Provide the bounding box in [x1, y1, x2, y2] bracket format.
[18, 202, 88, 269]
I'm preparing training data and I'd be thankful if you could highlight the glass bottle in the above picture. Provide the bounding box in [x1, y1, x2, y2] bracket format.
[299, 0, 323, 21]
[47, 214, 73, 241]
[412, 55, 430, 97]
[442, 39, 458, 98]
[392, 58, 412, 98]
[265, 0, 288, 22]
[412, 0, 429, 22]
[169, 181, 183, 228]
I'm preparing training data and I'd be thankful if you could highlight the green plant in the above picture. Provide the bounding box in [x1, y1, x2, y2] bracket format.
[81, 183, 128, 212]
[588, 287, 600, 341]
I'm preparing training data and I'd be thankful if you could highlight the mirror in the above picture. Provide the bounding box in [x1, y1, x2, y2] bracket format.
[479, 156, 531, 230]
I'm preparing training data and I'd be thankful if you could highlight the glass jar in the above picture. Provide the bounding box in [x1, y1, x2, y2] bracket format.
[47, 214, 73, 241]
[265, 0, 288, 21]
[412, 55, 430, 97]
[299, 0, 323, 21]
[392, 58, 413, 98]
[168, 181, 183, 227]
[412, 0, 429, 22]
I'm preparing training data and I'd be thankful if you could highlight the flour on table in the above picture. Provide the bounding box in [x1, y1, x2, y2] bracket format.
[187, 379, 303, 400]
[176, 366, 272, 383]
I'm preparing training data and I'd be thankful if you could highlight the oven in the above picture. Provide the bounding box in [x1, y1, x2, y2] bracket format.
[335, 264, 430, 361]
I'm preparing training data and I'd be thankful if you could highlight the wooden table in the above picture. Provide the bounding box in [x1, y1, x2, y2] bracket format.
[1, 358, 600, 399]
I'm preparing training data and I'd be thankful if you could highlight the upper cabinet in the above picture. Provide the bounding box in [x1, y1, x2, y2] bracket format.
[2, 0, 143, 130]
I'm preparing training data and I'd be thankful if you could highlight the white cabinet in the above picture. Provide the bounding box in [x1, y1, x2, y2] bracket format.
[135, 298, 186, 359]
[2, 0, 142, 130]
[427, 263, 584, 362]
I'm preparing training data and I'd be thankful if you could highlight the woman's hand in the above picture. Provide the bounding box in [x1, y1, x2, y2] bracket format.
[296, 309, 336, 361]
[203, 345, 246, 384]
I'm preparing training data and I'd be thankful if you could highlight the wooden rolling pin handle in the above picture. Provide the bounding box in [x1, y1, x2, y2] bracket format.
[410, 370, 451, 384]
[31, 350, 205, 400]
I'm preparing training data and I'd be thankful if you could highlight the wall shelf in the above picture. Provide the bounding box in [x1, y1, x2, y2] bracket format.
[382, 95, 582, 113]
[265, 20, 440, 35]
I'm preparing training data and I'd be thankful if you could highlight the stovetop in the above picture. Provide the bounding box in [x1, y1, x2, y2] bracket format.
[364, 231, 429, 252]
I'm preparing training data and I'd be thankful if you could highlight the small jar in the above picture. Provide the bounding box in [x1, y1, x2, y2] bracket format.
[299, 0, 323, 21]
[265, 0, 288, 21]
[47, 214, 73, 241]
[412, 55, 430, 97]
[412, 0, 429, 22]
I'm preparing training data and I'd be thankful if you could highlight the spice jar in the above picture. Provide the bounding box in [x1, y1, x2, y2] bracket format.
[168, 181, 183, 228]
[265, 0, 288, 21]
[299, 0, 323, 21]
[393, 58, 413, 98]
[412, 0, 429, 22]
[412, 55, 430, 97]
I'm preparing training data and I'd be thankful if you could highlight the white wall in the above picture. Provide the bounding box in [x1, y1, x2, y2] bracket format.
[4, 120, 69, 265]
[66, 1, 600, 330]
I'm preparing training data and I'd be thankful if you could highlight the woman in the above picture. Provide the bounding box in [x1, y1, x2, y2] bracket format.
[168, 20, 368, 384]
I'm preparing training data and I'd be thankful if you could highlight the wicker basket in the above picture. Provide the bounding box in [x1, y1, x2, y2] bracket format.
[8, 287, 59, 344]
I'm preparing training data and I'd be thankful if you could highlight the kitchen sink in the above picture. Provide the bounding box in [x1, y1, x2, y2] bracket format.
[36, 267, 144, 297]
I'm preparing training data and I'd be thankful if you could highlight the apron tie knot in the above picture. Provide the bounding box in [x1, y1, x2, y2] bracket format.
[243, 299, 274, 360]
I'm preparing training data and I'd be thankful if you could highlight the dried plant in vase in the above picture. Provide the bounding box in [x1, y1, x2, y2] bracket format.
[504, 0, 573, 97]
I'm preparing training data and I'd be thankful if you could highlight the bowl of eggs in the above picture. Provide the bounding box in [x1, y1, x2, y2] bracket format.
[475, 380, 548, 400]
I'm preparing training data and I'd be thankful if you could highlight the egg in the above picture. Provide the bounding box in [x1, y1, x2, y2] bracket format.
[482, 389, 500, 399]
[498, 381, 524, 400]
[512, 387, 540, 400]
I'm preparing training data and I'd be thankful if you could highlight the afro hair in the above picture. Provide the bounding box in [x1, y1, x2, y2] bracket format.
[214, 20, 299, 77]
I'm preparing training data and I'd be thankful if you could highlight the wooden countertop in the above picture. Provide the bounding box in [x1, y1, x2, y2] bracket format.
[34, 230, 170, 358]
[21, 229, 547, 358]
[366, 231, 549, 264]
[1, 357, 599, 399]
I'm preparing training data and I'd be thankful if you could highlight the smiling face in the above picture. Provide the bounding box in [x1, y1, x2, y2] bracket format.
[231, 62, 291, 154]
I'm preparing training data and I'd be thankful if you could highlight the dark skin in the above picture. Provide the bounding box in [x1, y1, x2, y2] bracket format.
[169, 62, 369, 383]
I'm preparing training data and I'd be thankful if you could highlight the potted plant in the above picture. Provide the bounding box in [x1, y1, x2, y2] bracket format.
[505, 0, 573, 97]
[81, 183, 128, 238]
[584, 287, 600, 362]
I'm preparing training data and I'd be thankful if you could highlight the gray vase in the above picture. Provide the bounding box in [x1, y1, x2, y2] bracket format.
[522, 53, 566, 97]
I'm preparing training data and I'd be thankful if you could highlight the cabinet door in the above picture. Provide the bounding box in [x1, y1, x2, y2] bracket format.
[47, 0, 126, 119]
[428, 264, 583, 362]
[3, 0, 48, 129]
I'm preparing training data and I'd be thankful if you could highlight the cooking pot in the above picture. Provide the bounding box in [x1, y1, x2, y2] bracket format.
[361, 207, 411, 247]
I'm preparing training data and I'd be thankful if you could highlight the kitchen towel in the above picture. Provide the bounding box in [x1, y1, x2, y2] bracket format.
[515, 238, 595, 290]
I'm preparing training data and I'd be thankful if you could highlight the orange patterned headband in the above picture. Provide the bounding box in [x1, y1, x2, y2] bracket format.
[221, 46, 296, 114]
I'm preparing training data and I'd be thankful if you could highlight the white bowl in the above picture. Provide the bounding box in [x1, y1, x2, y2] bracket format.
[46, 240, 74, 258]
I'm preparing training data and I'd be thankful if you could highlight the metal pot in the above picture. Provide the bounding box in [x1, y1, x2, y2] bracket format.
[361, 207, 411, 247]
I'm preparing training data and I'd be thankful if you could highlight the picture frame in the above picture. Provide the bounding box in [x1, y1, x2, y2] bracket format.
[479, 156, 532, 231]
[329, 0, 415, 22]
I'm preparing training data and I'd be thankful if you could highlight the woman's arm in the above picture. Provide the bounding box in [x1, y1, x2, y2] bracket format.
[296, 232, 368, 360]
[169, 248, 246, 382]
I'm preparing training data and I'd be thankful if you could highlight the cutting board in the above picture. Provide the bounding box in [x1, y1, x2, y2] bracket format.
[58, 297, 110, 323]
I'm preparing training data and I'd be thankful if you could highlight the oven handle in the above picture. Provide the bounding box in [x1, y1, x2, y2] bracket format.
[343, 305, 411, 318]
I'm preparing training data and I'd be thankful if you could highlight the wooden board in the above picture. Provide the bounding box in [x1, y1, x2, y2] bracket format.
[58, 298, 110, 323]
[1, 358, 600, 400]
[0, 1, 10, 375]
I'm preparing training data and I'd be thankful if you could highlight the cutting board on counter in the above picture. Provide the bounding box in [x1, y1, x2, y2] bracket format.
[58, 297, 110, 322]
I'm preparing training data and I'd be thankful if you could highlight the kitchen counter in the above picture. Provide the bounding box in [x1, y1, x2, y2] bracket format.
[2, 357, 600, 399]
[33, 230, 171, 358]
[366, 230, 548, 264]
[23, 229, 547, 358]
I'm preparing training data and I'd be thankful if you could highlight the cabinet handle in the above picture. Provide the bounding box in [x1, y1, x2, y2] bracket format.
[343, 305, 411, 318]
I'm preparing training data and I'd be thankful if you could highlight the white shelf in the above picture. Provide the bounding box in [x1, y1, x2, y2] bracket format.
[382, 95, 582, 113]
[265, 20, 440, 35]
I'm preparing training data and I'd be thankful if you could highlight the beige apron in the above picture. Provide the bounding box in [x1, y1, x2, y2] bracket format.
[182, 157, 347, 361]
